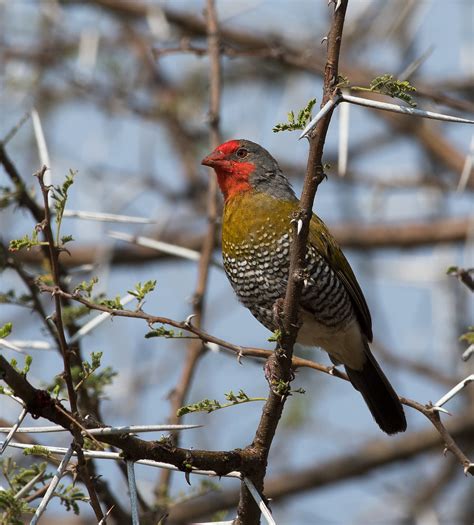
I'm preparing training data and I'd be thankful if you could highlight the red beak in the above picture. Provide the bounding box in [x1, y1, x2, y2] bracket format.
[201, 149, 226, 168]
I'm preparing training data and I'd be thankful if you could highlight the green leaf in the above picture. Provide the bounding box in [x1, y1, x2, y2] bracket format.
[61, 235, 74, 245]
[9, 232, 42, 252]
[74, 277, 98, 298]
[369, 74, 417, 107]
[100, 296, 123, 310]
[22, 355, 32, 376]
[0, 322, 13, 339]
[177, 389, 266, 417]
[51, 169, 77, 246]
[52, 170, 76, 227]
[273, 98, 317, 133]
[460, 329, 474, 345]
[145, 326, 176, 338]
[128, 280, 157, 304]
[267, 329, 281, 342]
[56, 483, 88, 514]
[0, 459, 38, 524]
[23, 445, 52, 459]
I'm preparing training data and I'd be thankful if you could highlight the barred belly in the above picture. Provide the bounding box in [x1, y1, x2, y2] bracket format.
[223, 233, 355, 332]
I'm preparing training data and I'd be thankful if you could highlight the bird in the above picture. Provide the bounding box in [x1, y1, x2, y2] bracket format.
[201, 139, 407, 435]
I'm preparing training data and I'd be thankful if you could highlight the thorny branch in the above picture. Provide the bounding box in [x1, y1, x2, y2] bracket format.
[34, 167, 104, 521]
[1, 2, 473, 523]
[82, 0, 473, 186]
[34, 282, 474, 477]
[167, 411, 474, 522]
[0, 152, 158, 523]
[234, 3, 349, 524]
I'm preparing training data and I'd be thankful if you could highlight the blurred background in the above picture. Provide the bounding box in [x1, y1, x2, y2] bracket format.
[0, 0, 473, 523]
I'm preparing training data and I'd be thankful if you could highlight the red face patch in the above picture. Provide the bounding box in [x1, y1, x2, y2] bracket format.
[214, 161, 254, 201]
[202, 140, 255, 201]
[218, 139, 240, 156]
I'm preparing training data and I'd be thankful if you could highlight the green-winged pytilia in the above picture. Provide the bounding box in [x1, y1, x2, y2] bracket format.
[202, 139, 406, 435]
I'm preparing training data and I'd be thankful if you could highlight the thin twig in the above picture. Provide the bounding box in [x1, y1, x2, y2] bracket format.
[236, 3, 349, 524]
[34, 167, 105, 521]
[2, 110, 32, 145]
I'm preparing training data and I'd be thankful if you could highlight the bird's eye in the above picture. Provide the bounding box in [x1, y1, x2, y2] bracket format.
[236, 148, 248, 159]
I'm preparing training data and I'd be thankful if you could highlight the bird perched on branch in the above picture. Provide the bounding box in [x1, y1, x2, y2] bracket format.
[202, 139, 406, 435]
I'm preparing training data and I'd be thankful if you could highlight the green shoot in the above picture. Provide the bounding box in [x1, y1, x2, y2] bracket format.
[351, 74, 417, 107]
[273, 98, 317, 132]
[177, 389, 266, 417]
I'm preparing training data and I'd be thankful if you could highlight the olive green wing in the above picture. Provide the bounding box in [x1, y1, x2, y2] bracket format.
[308, 214, 373, 341]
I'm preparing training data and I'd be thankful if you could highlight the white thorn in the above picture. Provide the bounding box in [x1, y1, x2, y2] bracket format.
[0, 408, 27, 455]
[31, 109, 51, 185]
[464, 463, 474, 476]
[30, 443, 74, 525]
[430, 406, 451, 415]
[64, 210, 154, 224]
[127, 461, 140, 525]
[462, 344, 474, 362]
[108, 230, 223, 268]
[206, 342, 220, 353]
[338, 94, 350, 177]
[296, 219, 303, 235]
[299, 95, 342, 139]
[184, 314, 197, 327]
[433, 374, 474, 408]
[242, 477, 276, 525]
[341, 93, 474, 125]
[457, 135, 474, 192]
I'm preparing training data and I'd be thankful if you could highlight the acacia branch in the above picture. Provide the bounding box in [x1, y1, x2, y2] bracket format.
[234, 4, 350, 524]
[1, 141, 131, 524]
[0, 354, 255, 475]
[0, 278, 468, 524]
[34, 167, 104, 521]
[36, 282, 474, 473]
[65, 0, 473, 189]
[167, 410, 474, 523]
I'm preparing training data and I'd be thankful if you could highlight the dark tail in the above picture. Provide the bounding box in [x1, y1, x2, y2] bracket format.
[345, 345, 407, 435]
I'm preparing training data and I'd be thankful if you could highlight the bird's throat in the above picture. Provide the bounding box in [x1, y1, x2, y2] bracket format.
[215, 164, 254, 201]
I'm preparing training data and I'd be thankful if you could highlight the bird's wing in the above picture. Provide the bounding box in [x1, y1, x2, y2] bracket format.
[307, 214, 373, 341]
